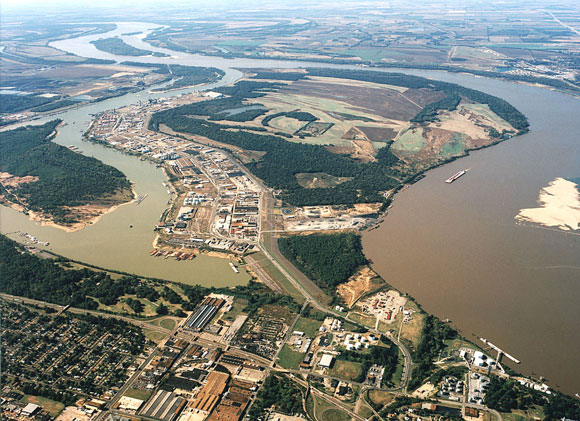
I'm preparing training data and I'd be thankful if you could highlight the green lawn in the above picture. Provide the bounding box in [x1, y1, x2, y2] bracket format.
[277, 344, 306, 369]
[159, 318, 177, 330]
[144, 329, 167, 343]
[329, 360, 363, 381]
[124, 387, 152, 401]
[21, 395, 64, 417]
[294, 317, 323, 337]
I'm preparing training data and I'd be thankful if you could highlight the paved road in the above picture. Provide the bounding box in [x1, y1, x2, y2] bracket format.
[289, 373, 366, 421]
[0, 293, 174, 335]
[254, 234, 414, 391]
[94, 347, 161, 421]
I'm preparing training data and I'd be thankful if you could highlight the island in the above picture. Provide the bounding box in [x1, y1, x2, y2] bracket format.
[0, 120, 134, 230]
[91, 37, 170, 57]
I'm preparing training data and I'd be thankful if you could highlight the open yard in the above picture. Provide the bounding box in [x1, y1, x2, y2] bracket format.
[293, 316, 323, 337]
[367, 389, 395, 407]
[329, 360, 363, 381]
[277, 344, 305, 369]
[124, 387, 153, 401]
[21, 395, 64, 417]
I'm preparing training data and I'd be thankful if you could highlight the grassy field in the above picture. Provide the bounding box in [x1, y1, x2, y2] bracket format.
[391, 349, 406, 387]
[310, 395, 350, 421]
[320, 407, 351, 421]
[144, 329, 167, 344]
[277, 344, 305, 369]
[223, 297, 248, 322]
[501, 406, 545, 421]
[392, 127, 426, 152]
[216, 39, 264, 48]
[124, 387, 152, 401]
[461, 103, 514, 130]
[399, 301, 426, 349]
[357, 403, 375, 420]
[305, 394, 316, 420]
[348, 311, 377, 328]
[294, 316, 323, 337]
[440, 132, 467, 157]
[329, 360, 363, 381]
[21, 395, 64, 417]
[248, 248, 306, 304]
[268, 115, 308, 132]
[367, 389, 395, 407]
[160, 318, 177, 330]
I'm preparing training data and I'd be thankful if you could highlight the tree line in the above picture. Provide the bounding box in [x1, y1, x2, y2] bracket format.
[0, 120, 132, 223]
[278, 233, 367, 291]
[407, 315, 457, 390]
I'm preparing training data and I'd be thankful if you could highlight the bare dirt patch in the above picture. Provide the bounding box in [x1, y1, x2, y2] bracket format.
[357, 126, 398, 141]
[337, 266, 386, 308]
[284, 79, 432, 121]
[0, 172, 39, 187]
[296, 172, 353, 189]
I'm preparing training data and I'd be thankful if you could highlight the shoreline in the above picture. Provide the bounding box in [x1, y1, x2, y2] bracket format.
[1, 185, 137, 233]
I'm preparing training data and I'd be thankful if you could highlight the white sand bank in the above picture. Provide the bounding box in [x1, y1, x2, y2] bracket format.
[515, 177, 580, 231]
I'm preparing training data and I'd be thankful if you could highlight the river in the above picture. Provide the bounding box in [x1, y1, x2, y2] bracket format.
[3, 22, 579, 394]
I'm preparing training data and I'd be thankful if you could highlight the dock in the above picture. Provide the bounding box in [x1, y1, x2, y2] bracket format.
[479, 337, 521, 364]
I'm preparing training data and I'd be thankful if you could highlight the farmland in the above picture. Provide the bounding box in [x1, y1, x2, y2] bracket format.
[143, 3, 580, 94]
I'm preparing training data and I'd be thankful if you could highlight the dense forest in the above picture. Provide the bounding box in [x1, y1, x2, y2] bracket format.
[122, 62, 224, 89]
[0, 235, 299, 318]
[407, 315, 457, 390]
[262, 110, 318, 126]
[278, 233, 367, 291]
[411, 94, 461, 123]
[247, 374, 304, 418]
[485, 376, 580, 420]
[91, 37, 168, 57]
[0, 94, 52, 114]
[0, 120, 132, 223]
[0, 235, 140, 309]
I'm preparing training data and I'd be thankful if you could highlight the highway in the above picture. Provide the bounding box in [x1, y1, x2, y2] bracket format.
[0, 293, 177, 335]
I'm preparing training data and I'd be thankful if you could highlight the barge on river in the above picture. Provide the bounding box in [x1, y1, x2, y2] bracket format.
[445, 170, 467, 184]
